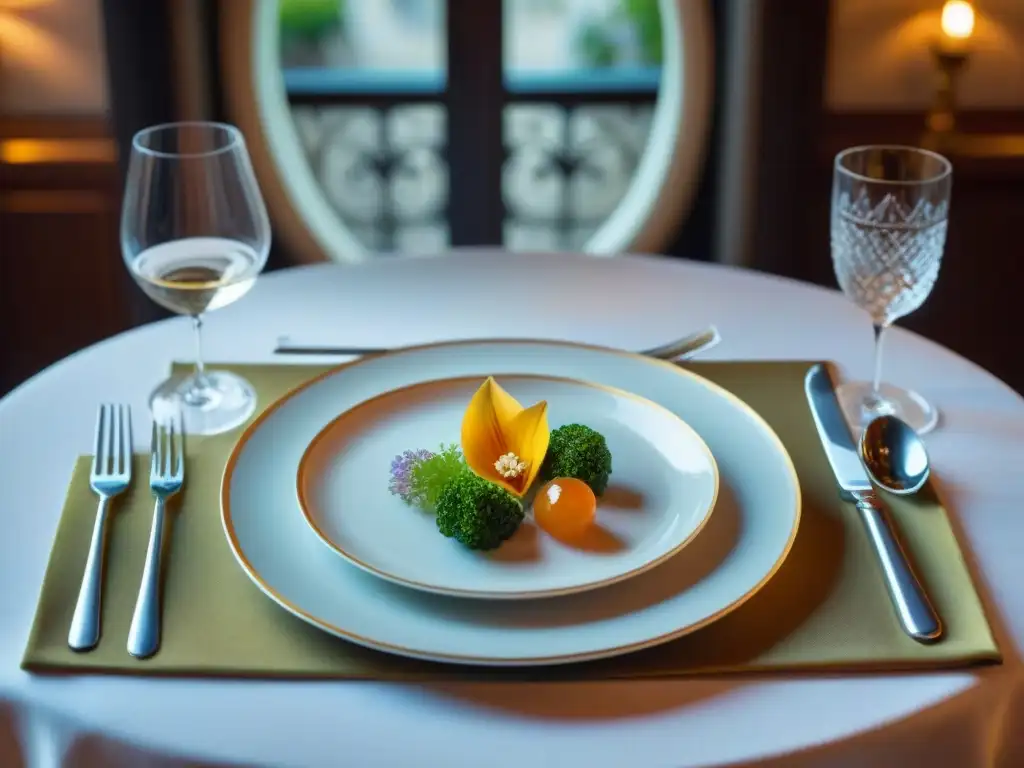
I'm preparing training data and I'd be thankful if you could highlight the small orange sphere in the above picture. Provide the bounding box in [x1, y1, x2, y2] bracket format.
[533, 477, 597, 540]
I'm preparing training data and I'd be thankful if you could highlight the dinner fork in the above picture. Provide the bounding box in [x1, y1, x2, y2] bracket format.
[127, 409, 184, 659]
[273, 325, 722, 361]
[68, 403, 132, 651]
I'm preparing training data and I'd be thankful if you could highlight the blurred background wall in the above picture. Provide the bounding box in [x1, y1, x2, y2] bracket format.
[0, 0, 107, 115]
[3, 0, 1023, 115]
[1, 0, 1022, 396]
[828, 0, 1024, 109]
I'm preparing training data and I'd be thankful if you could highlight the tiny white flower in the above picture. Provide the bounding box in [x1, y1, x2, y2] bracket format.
[494, 452, 528, 479]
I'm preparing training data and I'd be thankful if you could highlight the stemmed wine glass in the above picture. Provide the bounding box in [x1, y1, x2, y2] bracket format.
[121, 122, 271, 435]
[831, 145, 952, 435]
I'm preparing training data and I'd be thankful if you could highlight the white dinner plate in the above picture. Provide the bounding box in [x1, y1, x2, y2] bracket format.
[296, 374, 719, 599]
[221, 340, 801, 666]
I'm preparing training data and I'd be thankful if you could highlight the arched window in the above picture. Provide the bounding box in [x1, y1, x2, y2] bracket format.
[221, 0, 714, 263]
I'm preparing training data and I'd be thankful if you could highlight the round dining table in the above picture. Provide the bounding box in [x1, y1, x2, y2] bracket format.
[1, 250, 1021, 767]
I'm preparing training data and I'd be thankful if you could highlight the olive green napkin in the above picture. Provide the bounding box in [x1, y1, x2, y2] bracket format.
[22, 361, 1000, 679]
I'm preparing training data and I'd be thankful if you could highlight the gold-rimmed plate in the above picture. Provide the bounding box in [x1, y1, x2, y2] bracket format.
[296, 374, 719, 600]
[221, 339, 800, 666]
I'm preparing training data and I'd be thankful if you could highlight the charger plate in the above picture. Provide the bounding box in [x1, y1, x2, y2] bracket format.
[221, 339, 801, 666]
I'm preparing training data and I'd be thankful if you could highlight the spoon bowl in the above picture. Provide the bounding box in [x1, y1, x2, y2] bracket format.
[859, 415, 930, 495]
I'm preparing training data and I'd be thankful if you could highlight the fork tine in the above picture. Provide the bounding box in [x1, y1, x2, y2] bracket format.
[150, 419, 160, 478]
[109, 404, 120, 475]
[103, 403, 113, 474]
[173, 409, 184, 480]
[92, 404, 106, 474]
[120, 405, 132, 475]
[108, 402, 118, 474]
[163, 418, 172, 477]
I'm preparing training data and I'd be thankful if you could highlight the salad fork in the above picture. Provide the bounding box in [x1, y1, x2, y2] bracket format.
[68, 403, 132, 651]
[127, 409, 184, 659]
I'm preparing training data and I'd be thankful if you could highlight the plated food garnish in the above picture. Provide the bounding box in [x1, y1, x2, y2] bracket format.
[387, 376, 614, 550]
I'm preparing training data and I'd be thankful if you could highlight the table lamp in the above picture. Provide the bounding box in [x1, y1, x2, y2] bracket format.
[924, 0, 975, 141]
[921, 1, 1024, 158]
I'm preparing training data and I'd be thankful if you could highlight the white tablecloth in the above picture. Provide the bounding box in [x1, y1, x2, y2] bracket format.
[1, 251, 1021, 768]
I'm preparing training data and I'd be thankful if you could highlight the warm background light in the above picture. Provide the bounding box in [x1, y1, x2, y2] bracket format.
[0, 137, 114, 163]
[941, 0, 976, 40]
[828, 0, 1023, 110]
[0, 0, 108, 115]
[0, 0, 53, 8]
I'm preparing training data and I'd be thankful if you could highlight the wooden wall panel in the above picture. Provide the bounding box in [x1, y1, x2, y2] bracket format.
[0, 122, 128, 396]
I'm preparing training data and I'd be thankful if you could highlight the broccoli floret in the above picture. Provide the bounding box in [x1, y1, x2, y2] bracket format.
[541, 423, 613, 496]
[435, 471, 524, 550]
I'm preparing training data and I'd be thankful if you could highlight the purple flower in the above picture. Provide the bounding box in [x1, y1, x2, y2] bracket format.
[389, 448, 434, 503]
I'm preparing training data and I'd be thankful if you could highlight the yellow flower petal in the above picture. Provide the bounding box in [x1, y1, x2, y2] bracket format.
[484, 375, 524, 430]
[460, 377, 550, 497]
[461, 378, 511, 490]
[505, 400, 549, 492]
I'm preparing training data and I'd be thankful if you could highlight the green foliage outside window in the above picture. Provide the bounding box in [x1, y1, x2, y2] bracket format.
[279, 0, 345, 43]
[577, 23, 619, 67]
[622, 0, 662, 66]
[575, 0, 663, 68]
[277, 0, 660, 69]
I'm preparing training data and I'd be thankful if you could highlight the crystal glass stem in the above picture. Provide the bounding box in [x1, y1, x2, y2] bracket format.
[192, 315, 205, 378]
[868, 322, 887, 410]
[184, 315, 208, 407]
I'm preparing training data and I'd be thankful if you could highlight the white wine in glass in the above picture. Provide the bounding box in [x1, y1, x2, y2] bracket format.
[130, 237, 261, 315]
[122, 122, 271, 435]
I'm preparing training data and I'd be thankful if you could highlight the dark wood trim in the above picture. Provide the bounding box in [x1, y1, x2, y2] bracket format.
[0, 117, 117, 194]
[0, 128, 127, 396]
[822, 109, 1024, 139]
[446, 0, 505, 245]
[820, 109, 1024, 180]
[666, 0, 725, 262]
[100, 0, 179, 326]
[0, 115, 111, 140]
[100, 0, 177, 178]
[202, 0, 228, 124]
[0, 158, 118, 195]
[748, 0, 831, 278]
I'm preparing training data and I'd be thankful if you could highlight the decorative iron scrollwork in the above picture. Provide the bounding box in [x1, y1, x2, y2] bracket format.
[291, 104, 449, 251]
[503, 103, 655, 250]
[291, 100, 654, 253]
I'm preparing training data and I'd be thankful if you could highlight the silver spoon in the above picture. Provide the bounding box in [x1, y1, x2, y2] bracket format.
[858, 414, 942, 643]
[859, 415, 931, 495]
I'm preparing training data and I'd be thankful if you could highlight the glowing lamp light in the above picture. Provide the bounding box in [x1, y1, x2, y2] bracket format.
[925, 0, 976, 142]
[940, 0, 975, 52]
[941, 0, 975, 39]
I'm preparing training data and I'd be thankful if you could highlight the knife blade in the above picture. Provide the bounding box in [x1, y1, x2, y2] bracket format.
[804, 363, 943, 644]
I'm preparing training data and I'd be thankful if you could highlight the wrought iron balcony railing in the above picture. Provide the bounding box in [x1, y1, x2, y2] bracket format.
[283, 66, 661, 253]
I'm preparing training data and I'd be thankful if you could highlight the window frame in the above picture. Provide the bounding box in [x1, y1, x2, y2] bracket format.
[220, 0, 714, 263]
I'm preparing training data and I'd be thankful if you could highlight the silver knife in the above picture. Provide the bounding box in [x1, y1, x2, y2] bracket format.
[804, 364, 943, 644]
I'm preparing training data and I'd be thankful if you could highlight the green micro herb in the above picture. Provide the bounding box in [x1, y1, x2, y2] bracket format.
[406, 443, 467, 512]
